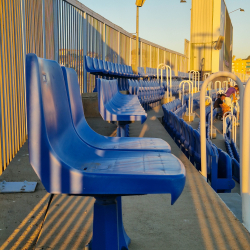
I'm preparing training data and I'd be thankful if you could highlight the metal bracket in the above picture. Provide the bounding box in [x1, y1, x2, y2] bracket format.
[0, 180, 37, 193]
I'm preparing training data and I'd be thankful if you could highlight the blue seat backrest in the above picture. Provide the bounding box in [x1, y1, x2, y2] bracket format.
[118, 64, 123, 73]
[26, 54, 92, 191]
[85, 56, 94, 70]
[122, 65, 127, 74]
[115, 63, 119, 73]
[193, 130, 201, 155]
[103, 60, 109, 71]
[184, 123, 190, 144]
[98, 79, 118, 106]
[93, 58, 99, 70]
[218, 151, 232, 179]
[187, 125, 195, 148]
[61, 66, 85, 126]
[98, 59, 104, 70]
[107, 61, 113, 71]
[125, 65, 129, 74]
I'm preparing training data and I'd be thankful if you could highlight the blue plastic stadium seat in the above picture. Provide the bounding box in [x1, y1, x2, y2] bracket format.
[138, 67, 148, 77]
[85, 56, 100, 74]
[62, 66, 171, 152]
[216, 150, 235, 192]
[85, 55, 139, 81]
[26, 54, 186, 250]
[62, 66, 172, 249]
[232, 158, 240, 183]
[193, 129, 201, 171]
[97, 78, 147, 123]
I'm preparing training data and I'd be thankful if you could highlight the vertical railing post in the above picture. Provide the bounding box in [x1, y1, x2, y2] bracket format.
[175, 53, 177, 76]
[157, 48, 159, 67]
[149, 45, 151, 68]
[205, 96, 213, 139]
[42, 0, 46, 58]
[83, 12, 88, 93]
[21, 0, 27, 141]
[241, 77, 250, 232]
[117, 31, 120, 64]
[140, 40, 142, 68]
[53, 0, 59, 62]
[170, 53, 171, 69]
[103, 23, 106, 61]
[129, 37, 131, 66]
[21, 0, 26, 71]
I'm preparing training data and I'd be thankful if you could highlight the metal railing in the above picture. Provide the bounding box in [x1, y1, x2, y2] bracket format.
[0, 0, 27, 174]
[0, 0, 189, 174]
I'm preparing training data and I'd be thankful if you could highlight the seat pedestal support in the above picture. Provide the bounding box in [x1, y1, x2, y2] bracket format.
[117, 124, 126, 137]
[117, 121, 130, 137]
[91, 197, 119, 250]
[117, 196, 131, 249]
[87, 196, 130, 250]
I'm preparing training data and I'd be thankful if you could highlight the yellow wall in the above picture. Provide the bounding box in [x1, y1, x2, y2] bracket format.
[190, 0, 233, 74]
[233, 58, 250, 75]
[190, 0, 213, 72]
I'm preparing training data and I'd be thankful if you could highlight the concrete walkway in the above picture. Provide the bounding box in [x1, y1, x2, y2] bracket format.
[1, 106, 250, 250]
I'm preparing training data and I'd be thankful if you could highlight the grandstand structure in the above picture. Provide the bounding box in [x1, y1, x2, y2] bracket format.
[1, 0, 250, 249]
[190, 0, 233, 76]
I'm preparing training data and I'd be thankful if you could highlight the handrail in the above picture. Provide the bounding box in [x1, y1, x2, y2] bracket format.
[241, 77, 250, 232]
[232, 115, 237, 143]
[179, 80, 192, 121]
[205, 96, 213, 140]
[189, 70, 200, 92]
[235, 101, 240, 125]
[204, 73, 210, 80]
[215, 81, 221, 91]
[223, 80, 228, 91]
[223, 113, 236, 144]
[157, 63, 172, 99]
[200, 72, 244, 181]
[206, 81, 212, 98]
[222, 111, 233, 136]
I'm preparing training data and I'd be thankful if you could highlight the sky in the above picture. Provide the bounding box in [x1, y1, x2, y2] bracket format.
[79, 0, 249, 59]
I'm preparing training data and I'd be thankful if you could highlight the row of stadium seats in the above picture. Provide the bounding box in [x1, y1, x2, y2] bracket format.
[85, 55, 139, 78]
[138, 67, 197, 81]
[178, 72, 189, 79]
[171, 81, 204, 95]
[97, 78, 147, 123]
[162, 100, 235, 193]
[137, 67, 176, 78]
[137, 86, 165, 108]
[128, 80, 166, 95]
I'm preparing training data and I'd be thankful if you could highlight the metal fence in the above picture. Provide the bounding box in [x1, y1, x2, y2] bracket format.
[0, 0, 26, 174]
[0, 0, 188, 174]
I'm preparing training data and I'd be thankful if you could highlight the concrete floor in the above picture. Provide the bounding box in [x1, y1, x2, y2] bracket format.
[1, 106, 250, 250]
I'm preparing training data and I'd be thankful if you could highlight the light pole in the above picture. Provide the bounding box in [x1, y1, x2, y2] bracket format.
[135, 0, 186, 73]
[229, 8, 245, 14]
[135, 0, 146, 74]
